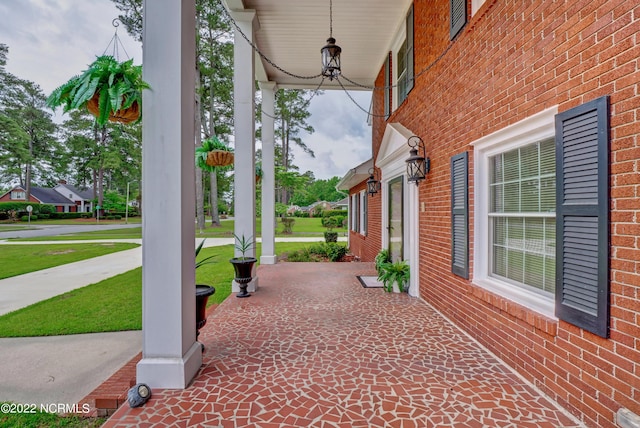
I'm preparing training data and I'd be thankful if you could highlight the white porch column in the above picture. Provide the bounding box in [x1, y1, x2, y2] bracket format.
[259, 81, 277, 265]
[137, 0, 201, 388]
[232, 10, 258, 292]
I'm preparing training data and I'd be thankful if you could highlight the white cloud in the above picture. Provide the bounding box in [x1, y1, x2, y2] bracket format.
[0, 0, 142, 98]
[0, 1, 372, 180]
[292, 90, 372, 180]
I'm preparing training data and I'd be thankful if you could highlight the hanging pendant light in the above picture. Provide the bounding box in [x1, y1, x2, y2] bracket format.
[321, 0, 342, 80]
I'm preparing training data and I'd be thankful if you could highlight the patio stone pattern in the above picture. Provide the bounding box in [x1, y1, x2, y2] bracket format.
[104, 262, 581, 427]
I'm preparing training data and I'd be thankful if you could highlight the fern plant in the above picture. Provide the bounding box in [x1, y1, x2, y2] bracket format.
[195, 136, 232, 173]
[46, 55, 150, 126]
[374, 249, 391, 276]
[377, 260, 410, 293]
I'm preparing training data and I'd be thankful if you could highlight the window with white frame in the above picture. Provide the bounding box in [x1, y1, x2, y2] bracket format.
[472, 107, 558, 317]
[351, 194, 360, 232]
[391, 4, 414, 110]
[10, 191, 25, 200]
[489, 138, 556, 295]
[359, 191, 367, 235]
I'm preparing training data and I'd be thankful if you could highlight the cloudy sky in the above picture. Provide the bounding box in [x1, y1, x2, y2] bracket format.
[0, 0, 372, 180]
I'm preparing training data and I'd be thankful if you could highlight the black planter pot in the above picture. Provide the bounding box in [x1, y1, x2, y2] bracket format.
[195, 285, 215, 339]
[229, 257, 257, 298]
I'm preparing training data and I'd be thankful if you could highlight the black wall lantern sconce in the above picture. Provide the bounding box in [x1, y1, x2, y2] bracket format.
[406, 136, 430, 185]
[366, 167, 380, 196]
[321, 0, 342, 80]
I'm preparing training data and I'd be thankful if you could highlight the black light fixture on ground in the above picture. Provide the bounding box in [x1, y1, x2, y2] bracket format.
[406, 136, 430, 185]
[367, 167, 381, 196]
[321, 0, 342, 80]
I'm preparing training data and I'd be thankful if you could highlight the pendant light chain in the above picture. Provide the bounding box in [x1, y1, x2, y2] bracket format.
[329, 0, 333, 38]
[218, 0, 322, 80]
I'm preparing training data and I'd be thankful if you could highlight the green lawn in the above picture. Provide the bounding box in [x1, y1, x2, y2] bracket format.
[0, 242, 312, 337]
[0, 403, 105, 427]
[0, 225, 35, 232]
[13, 217, 347, 241]
[0, 243, 140, 279]
[13, 227, 144, 241]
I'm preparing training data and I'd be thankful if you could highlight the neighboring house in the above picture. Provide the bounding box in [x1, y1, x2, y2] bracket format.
[330, 197, 348, 211]
[333, 1, 639, 426]
[53, 181, 94, 212]
[337, 159, 376, 261]
[307, 201, 332, 217]
[0, 186, 77, 212]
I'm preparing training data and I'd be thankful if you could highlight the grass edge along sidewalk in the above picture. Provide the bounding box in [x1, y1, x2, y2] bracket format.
[0, 241, 319, 337]
[0, 243, 140, 280]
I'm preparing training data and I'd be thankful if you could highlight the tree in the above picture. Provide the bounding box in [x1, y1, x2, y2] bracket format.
[111, 0, 234, 228]
[273, 89, 319, 203]
[58, 109, 142, 208]
[289, 176, 346, 207]
[0, 73, 59, 193]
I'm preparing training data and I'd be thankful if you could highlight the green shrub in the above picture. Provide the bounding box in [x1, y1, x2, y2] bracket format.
[80, 213, 90, 219]
[20, 215, 28, 222]
[114, 215, 122, 220]
[106, 215, 116, 220]
[286, 247, 315, 262]
[49, 212, 84, 219]
[325, 242, 347, 261]
[321, 216, 340, 231]
[293, 211, 309, 218]
[324, 231, 338, 243]
[38, 214, 50, 219]
[281, 217, 295, 234]
[38, 205, 55, 214]
[322, 209, 347, 218]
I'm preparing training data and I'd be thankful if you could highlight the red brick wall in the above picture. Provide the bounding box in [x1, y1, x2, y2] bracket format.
[370, 1, 639, 427]
[348, 179, 382, 262]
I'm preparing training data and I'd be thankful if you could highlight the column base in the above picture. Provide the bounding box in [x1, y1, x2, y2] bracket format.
[232, 277, 258, 293]
[260, 255, 277, 265]
[136, 341, 202, 389]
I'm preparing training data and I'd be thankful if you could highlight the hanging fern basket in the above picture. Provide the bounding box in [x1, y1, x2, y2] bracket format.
[86, 93, 140, 124]
[205, 150, 234, 167]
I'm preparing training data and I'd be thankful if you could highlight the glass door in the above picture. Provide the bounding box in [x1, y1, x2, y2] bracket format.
[388, 176, 404, 261]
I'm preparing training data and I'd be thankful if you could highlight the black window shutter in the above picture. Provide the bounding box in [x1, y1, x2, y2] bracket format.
[406, 4, 414, 95]
[555, 96, 610, 338]
[451, 152, 469, 278]
[384, 53, 390, 119]
[450, 0, 467, 40]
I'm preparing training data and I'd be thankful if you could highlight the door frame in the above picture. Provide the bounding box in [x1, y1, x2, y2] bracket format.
[377, 123, 420, 297]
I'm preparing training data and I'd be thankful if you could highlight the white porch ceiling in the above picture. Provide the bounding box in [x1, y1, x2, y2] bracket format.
[223, 0, 413, 90]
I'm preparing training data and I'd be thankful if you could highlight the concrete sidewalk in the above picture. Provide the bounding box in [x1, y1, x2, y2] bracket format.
[0, 235, 341, 412]
[0, 331, 142, 407]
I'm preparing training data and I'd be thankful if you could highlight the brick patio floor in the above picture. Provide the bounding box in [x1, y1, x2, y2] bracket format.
[103, 262, 582, 427]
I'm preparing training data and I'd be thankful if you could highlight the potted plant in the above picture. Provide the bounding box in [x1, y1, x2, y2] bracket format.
[195, 239, 216, 340]
[46, 55, 150, 125]
[374, 249, 391, 276]
[229, 234, 257, 298]
[377, 259, 410, 293]
[255, 162, 263, 184]
[196, 136, 234, 169]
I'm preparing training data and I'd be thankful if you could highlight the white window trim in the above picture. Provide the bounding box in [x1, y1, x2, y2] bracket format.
[471, 0, 486, 16]
[390, 20, 407, 112]
[359, 191, 366, 235]
[351, 194, 357, 231]
[471, 106, 558, 319]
